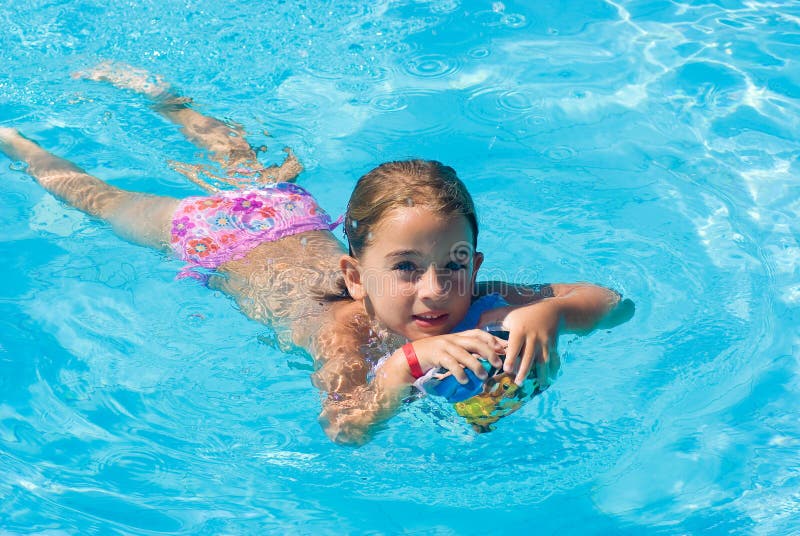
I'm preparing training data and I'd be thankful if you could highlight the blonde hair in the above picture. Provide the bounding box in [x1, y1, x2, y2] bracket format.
[344, 159, 478, 257]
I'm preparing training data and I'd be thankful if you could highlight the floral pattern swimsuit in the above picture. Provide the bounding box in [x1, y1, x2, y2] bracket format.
[170, 182, 340, 270]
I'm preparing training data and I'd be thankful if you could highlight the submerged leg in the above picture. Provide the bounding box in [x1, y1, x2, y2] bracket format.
[0, 127, 178, 250]
[74, 62, 303, 185]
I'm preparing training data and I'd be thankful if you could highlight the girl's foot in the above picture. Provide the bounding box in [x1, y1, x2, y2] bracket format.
[0, 126, 19, 143]
[0, 127, 27, 160]
[72, 61, 171, 99]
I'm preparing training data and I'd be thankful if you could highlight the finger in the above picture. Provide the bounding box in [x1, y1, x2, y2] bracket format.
[457, 338, 502, 369]
[437, 354, 468, 383]
[503, 333, 524, 374]
[461, 329, 507, 354]
[456, 348, 489, 381]
[514, 338, 537, 385]
[549, 348, 561, 380]
[535, 359, 549, 388]
[489, 333, 509, 352]
[534, 343, 551, 387]
[463, 353, 489, 381]
[442, 349, 485, 383]
[540, 341, 550, 364]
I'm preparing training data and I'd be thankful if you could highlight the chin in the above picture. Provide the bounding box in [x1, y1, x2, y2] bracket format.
[411, 326, 450, 340]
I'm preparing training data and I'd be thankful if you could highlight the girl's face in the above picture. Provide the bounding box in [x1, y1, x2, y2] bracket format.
[341, 206, 483, 341]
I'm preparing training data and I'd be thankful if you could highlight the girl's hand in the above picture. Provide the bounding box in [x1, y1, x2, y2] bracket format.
[482, 302, 562, 386]
[408, 330, 507, 384]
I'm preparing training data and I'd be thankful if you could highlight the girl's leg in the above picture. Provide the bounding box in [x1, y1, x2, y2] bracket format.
[75, 62, 303, 187]
[0, 127, 178, 250]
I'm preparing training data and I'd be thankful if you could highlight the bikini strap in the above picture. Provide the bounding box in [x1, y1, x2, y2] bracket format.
[329, 213, 345, 230]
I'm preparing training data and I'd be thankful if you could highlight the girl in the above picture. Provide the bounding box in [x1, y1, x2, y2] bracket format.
[0, 63, 632, 445]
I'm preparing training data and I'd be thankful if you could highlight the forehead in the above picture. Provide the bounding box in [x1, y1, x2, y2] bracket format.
[369, 206, 473, 251]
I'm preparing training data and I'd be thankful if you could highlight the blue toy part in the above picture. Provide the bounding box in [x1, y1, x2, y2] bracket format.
[425, 367, 486, 403]
[416, 328, 510, 403]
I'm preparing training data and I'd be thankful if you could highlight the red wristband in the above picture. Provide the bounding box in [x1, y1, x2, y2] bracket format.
[402, 343, 425, 379]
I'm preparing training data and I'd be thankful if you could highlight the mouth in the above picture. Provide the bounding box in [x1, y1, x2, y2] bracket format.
[412, 311, 449, 329]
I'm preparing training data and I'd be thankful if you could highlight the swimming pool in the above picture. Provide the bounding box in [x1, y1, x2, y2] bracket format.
[2, 0, 799, 533]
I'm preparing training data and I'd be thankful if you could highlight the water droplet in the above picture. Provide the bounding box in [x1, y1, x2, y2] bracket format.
[370, 94, 408, 112]
[187, 312, 205, 326]
[351, 219, 358, 228]
[545, 146, 576, 161]
[300, 237, 308, 247]
[502, 13, 527, 28]
[405, 197, 414, 206]
[403, 54, 459, 79]
[469, 47, 490, 59]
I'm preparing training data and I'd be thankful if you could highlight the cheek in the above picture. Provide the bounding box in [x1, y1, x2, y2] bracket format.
[364, 272, 407, 300]
[450, 269, 473, 296]
[364, 276, 384, 297]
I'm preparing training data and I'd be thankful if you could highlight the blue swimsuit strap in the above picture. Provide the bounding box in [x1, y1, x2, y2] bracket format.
[451, 293, 508, 333]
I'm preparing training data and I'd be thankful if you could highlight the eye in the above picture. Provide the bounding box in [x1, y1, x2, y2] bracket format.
[393, 260, 418, 272]
[445, 261, 468, 271]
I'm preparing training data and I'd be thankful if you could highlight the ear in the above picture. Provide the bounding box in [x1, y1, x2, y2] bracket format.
[472, 251, 484, 281]
[339, 254, 366, 300]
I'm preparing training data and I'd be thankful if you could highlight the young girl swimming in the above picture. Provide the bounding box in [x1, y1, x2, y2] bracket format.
[0, 63, 632, 445]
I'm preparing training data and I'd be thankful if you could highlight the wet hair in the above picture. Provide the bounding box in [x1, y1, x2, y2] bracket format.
[344, 159, 478, 257]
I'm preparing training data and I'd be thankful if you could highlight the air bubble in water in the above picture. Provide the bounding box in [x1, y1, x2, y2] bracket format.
[9, 161, 27, 172]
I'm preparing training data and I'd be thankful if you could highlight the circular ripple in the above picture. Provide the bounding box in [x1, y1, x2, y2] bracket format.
[390, 42, 414, 55]
[9, 160, 28, 172]
[94, 444, 168, 479]
[429, 0, 460, 14]
[501, 13, 528, 29]
[403, 54, 461, 79]
[527, 115, 548, 126]
[368, 88, 440, 112]
[545, 145, 577, 161]
[462, 86, 540, 126]
[381, 120, 454, 138]
[370, 94, 409, 112]
[468, 47, 490, 59]
[497, 89, 540, 113]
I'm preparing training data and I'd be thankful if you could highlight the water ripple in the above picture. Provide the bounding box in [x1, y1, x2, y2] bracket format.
[468, 46, 490, 59]
[368, 88, 441, 112]
[403, 54, 461, 79]
[2, 0, 800, 531]
[544, 145, 577, 161]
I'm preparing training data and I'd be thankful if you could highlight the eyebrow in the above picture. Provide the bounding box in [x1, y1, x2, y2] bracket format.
[385, 248, 474, 262]
[386, 249, 422, 259]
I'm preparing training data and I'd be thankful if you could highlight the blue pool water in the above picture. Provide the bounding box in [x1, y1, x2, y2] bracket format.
[2, 0, 799, 533]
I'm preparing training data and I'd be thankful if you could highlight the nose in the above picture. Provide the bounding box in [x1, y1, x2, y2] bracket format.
[417, 265, 448, 300]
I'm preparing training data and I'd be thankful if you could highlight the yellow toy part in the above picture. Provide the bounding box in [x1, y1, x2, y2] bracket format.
[454, 373, 534, 433]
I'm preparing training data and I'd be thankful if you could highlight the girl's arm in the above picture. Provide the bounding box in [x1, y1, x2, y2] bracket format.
[477, 283, 634, 385]
[474, 280, 557, 305]
[476, 280, 628, 311]
[311, 317, 505, 446]
[478, 282, 634, 332]
[314, 344, 415, 446]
